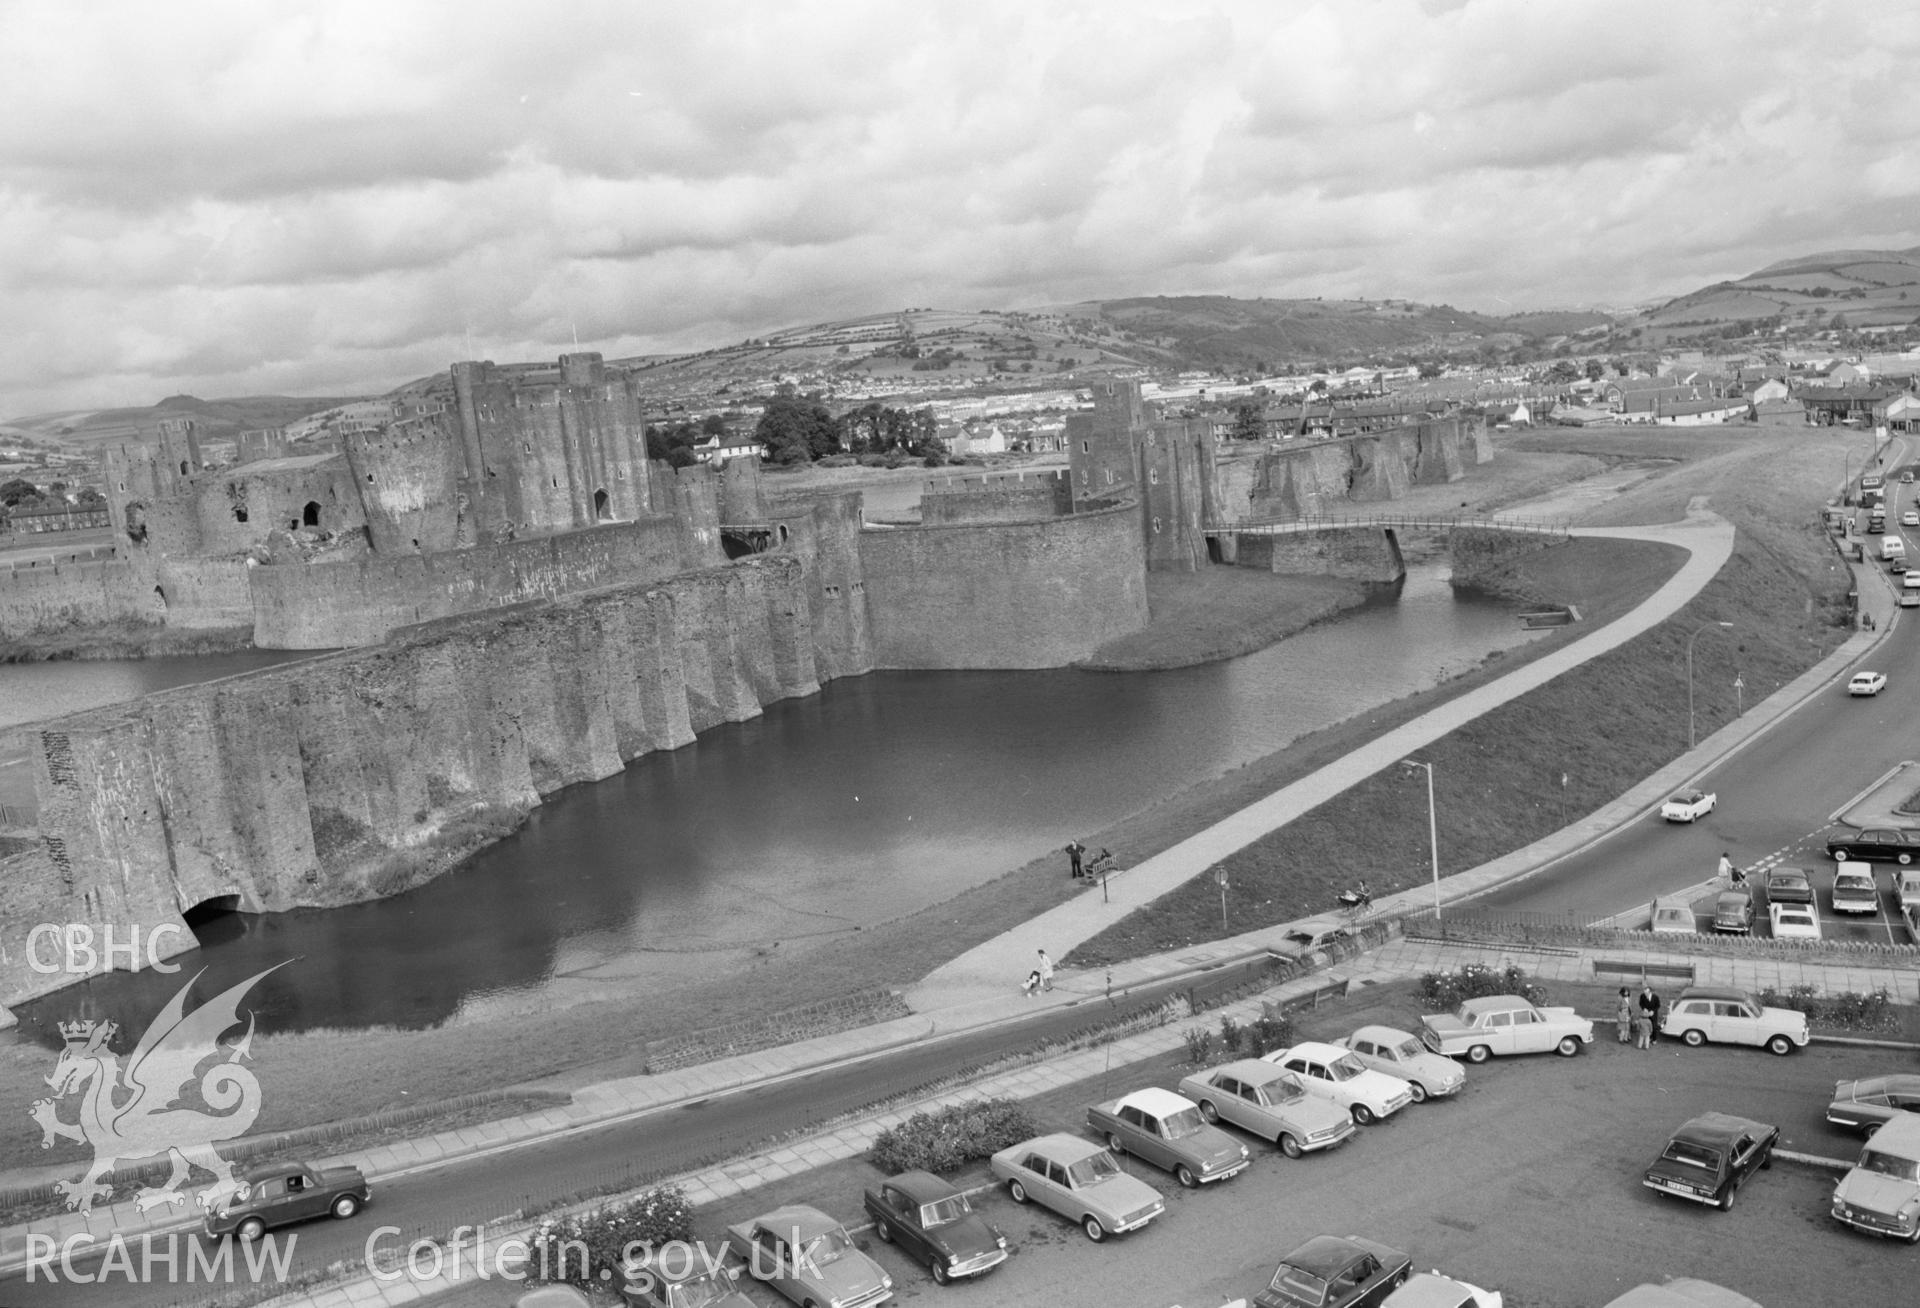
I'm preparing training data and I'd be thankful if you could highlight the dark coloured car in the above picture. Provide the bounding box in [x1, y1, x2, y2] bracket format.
[1255, 1234, 1412, 1308]
[203, 1160, 369, 1241]
[1825, 828, 1920, 865]
[862, 1170, 1009, 1285]
[1762, 867, 1814, 906]
[1642, 1112, 1778, 1212]
[1827, 1074, 1920, 1136]
[1710, 889, 1753, 934]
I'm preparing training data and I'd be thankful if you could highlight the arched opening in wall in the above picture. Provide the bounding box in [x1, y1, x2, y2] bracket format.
[303, 501, 321, 528]
[179, 461, 189, 475]
[233, 506, 248, 523]
[183, 894, 241, 929]
[152, 585, 168, 612]
[1206, 535, 1224, 565]
[593, 488, 611, 521]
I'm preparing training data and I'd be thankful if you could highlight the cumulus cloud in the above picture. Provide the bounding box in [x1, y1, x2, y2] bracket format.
[3, 0, 1919, 414]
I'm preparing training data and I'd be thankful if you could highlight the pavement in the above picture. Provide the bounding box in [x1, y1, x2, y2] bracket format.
[8, 497, 1915, 1304]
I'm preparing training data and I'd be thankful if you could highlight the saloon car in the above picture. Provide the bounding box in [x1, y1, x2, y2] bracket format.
[1659, 986, 1808, 1055]
[1334, 1025, 1466, 1101]
[1770, 901, 1821, 940]
[1419, 995, 1593, 1063]
[1833, 865, 1881, 914]
[619, 1262, 754, 1308]
[1899, 868, 1920, 911]
[1255, 1234, 1412, 1308]
[1763, 866, 1814, 905]
[1832, 1112, 1920, 1241]
[1826, 1074, 1920, 1136]
[1825, 827, 1920, 864]
[1276, 917, 1353, 956]
[1261, 1041, 1416, 1125]
[1849, 671, 1889, 696]
[1642, 1112, 1778, 1212]
[725, 1205, 893, 1308]
[1710, 888, 1753, 934]
[1381, 1272, 1504, 1308]
[1177, 1058, 1358, 1158]
[1086, 1086, 1249, 1187]
[1599, 1281, 1761, 1308]
[1649, 895, 1698, 936]
[862, 1170, 1008, 1285]
[203, 1160, 369, 1242]
[989, 1133, 1164, 1242]
[1660, 789, 1716, 822]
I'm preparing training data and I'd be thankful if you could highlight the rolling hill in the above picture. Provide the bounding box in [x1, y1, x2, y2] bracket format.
[1638, 246, 1920, 342]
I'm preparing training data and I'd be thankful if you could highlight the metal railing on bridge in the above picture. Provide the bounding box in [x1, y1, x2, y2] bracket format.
[1205, 512, 1571, 538]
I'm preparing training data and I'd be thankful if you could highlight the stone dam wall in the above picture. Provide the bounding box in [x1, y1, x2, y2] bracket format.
[1249, 416, 1489, 521]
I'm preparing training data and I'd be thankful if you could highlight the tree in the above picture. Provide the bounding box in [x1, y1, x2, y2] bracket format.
[1230, 403, 1265, 441]
[755, 396, 839, 465]
[645, 422, 702, 468]
[0, 478, 42, 507]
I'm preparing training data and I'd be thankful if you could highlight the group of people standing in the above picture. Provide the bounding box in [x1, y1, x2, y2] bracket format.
[1617, 983, 1664, 1048]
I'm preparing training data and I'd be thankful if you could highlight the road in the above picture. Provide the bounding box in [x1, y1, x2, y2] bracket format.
[1479, 457, 1920, 936]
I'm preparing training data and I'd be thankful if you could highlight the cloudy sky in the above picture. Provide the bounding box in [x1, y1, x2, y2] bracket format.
[4, 0, 1918, 417]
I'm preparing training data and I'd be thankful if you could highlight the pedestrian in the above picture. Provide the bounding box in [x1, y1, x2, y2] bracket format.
[1616, 986, 1632, 1044]
[1636, 984, 1661, 1049]
[1036, 949, 1055, 992]
[1065, 840, 1086, 880]
[1717, 852, 1735, 884]
[1022, 969, 1042, 999]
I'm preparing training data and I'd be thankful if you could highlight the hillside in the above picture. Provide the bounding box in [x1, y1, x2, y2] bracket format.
[6, 393, 368, 451]
[1637, 244, 1920, 344]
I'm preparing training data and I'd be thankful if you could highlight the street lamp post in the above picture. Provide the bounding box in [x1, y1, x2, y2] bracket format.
[1687, 621, 1735, 749]
[1402, 759, 1441, 919]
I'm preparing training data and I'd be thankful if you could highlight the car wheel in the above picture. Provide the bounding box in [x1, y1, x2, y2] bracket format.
[237, 1217, 266, 1243]
[1466, 1044, 1492, 1065]
[874, 1219, 893, 1243]
[1082, 1215, 1106, 1243]
[1682, 1028, 1706, 1047]
[1007, 1179, 1028, 1204]
[1277, 1133, 1303, 1159]
[330, 1194, 360, 1220]
[1407, 1080, 1428, 1103]
[1902, 852, 1913, 865]
[1351, 1103, 1376, 1126]
[1174, 1163, 1199, 1189]
[1717, 1183, 1736, 1212]
[1766, 1033, 1796, 1056]
[1865, 1122, 1882, 1139]
[1198, 1099, 1221, 1124]
[1107, 1133, 1126, 1155]
[1555, 1035, 1583, 1057]
[930, 1257, 951, 1285]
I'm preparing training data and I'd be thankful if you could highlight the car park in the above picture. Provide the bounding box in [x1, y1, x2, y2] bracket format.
[1177, 1058, 1358, 1158]
[1831, 1112, 1920, 1241]
[1848, 671, 1888, 697]
[1650, 894, 1698, 935]
[1825, 827, 1920, 863]
[1832, 865, 1880, 914]
[726, 1205, 894, 1308]
[1261, 1041, 1416, 1125]
[1826, 1074, 1920, 1136]
[1763, 866, 1814, 905]
[1419, 995, 1593, 1063]
[1334, 1025, 1465, 1101]
[1086, 1086, 1250, 1187]
[1254, 1234, 1412, 1308]
[1643, 1112, 1778, 1211]
[1710, 888, 1753, 934]
[203, 1160, 369, 1241]
[863, 1170, 1008, 1285]
[989, 1133, 1164, 1242]
[1660, 789, 1716, 822]
[1382, 1272, 1503, 1308]
[1659, 986, 1808, 1055]
[1769, 901, 1821, 939]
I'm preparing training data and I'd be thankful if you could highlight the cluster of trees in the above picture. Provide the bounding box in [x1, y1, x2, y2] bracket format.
[754, 397, 946, 466]
[645, 414, 728, 468]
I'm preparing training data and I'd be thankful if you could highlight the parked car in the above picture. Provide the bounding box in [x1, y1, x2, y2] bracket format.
[203, 1160, 369, 1242]
[1177, 1058, 1358, 1158]
[989, 1133, 1164, 1242]
[1826, 827, 1920, 864]
[1276, 917, 1353, 956]
[620, 1261, 754, 1308]
[1419, 995, 1593, 1063]
[1642, 1112, 1778, 1211]
[1254, 1234, 1413, 1308]
[725, 1205, 893, 1308]
[862, 1170, 1008, 1285]
[1833, 864, 1880, 914]
[1831, 1112, 1920, 1241]
[1649, 894, 1698, 935]
[1381, 1272, 1504, 1308]
[1903, 509, 1918, 527]
[522, 1290, 594, 1308]
[1085, 1086, 1250, 1187]
[1659, 986, 1808, 1055]
[1849, 671, 1890, 696]
[1763, 866, 1814, 905]
[1660, 789, 1716, 822]
[1598, 1280, 1761, 1308]
[1261, 1042, 1415, 1125]
[1770, 901, 1821, 940]
[1898, 868, 1920, 911]
[1334, 1025, 1465, 1102]
[1710, 888, 1753, 934]
[1827, 1074, 1920, 1136]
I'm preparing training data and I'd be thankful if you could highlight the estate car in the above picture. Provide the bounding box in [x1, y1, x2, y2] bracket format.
[1659, 986, 1808, 1055]
[1849, 671, 1890, 697]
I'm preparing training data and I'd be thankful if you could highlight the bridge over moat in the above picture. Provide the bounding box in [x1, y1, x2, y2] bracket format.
[1205, 513, 1573, 584]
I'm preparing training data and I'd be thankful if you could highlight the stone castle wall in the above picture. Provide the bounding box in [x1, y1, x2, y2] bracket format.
[858, 503, 1147, 668]
[1248, 416, 1484, 521]
[920, 481, 1063, 524]
[1235, 527, 1407, 582]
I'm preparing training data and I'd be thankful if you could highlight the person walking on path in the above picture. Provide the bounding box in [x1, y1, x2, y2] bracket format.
[1065, 840, 1086, 880]
[1036, 949, 1055, 992]
[1636, 984, 1662, 1049]
[1717, 852, 1739, 886]
[1616, 987, 1633, 1044]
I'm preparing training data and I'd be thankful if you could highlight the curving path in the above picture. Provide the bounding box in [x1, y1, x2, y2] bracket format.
[907, 500, 1736, 1009]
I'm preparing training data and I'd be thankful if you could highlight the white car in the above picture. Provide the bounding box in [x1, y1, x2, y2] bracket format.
[1335, 1025, 1465, 1102]
[1903, 510, 1918, 527]
[1849, 671, 1888, 697]
[1383, 1272, 1504, 1308]
[1770, 901, 1821, 940]
[1660, 790, 1716, 822]
[1261, 1041, 1415, 1125]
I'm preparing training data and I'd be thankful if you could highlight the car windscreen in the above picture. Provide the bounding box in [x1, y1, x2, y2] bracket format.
[1067, 1152, 1121, 1187]
[1859, 1150, 1920, 1183]
[1261, 1074, 1306, 1104]
[801, 1228, 853, 1265]
[921, 1195, 970, 1226]
[1325, 1055, 1367, 1081]
[1162, 1106, 1206, 1139]
[1660, 1141, 1720, 1169]
[1391, 1038, 1423, 1059]
[669, 1272, 739, 1308]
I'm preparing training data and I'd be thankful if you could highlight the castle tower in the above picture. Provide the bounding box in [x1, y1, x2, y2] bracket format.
[1136, 417, 1219, 572]
[342, 409, 462, 555]
[1067, 379, 1145, 507]
[101, 419, 204, 549]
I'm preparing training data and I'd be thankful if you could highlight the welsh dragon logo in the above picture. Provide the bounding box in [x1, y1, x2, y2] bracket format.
[30, 965, 283, 1214]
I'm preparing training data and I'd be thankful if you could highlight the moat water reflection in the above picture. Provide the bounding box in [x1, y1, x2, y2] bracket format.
[11, 564, 1543, 1039]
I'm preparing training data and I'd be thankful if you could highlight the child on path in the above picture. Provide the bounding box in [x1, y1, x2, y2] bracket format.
[1022, 969, 1042, 998]
[1616, 987, 1632, 1044]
